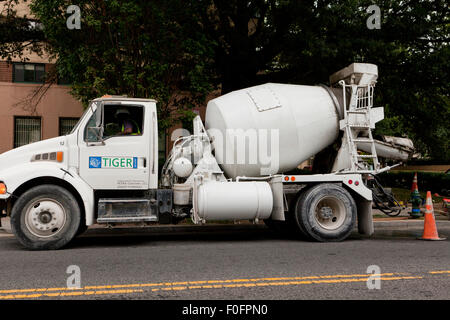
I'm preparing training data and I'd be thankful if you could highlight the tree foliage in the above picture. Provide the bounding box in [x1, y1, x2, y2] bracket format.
[198, 0, 449, 161]
[29, 0, 216, 131]
[0, 0, 448, 160]
[0, 0, 46, 60]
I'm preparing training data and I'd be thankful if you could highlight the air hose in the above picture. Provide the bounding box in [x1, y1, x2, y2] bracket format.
[367, 174, 403, 217]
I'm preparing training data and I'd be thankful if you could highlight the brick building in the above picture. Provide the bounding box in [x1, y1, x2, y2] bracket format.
[0, 2, 84, 154]
[0, 59, 85, 154]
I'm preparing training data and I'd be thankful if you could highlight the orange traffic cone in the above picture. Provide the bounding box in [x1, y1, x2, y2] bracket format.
[418, 191, 446, 241]
[410, 172, 418, 193]
[410, 172, 422, 218]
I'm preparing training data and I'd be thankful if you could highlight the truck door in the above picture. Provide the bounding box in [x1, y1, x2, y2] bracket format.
[78, 101, 151, 190]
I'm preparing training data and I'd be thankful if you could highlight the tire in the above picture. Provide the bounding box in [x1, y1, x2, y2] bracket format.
[264, 193, 308, 239]
[294, 183, 356, 242]
[11, 185, 81, 250]
[76, 224, 88, 237]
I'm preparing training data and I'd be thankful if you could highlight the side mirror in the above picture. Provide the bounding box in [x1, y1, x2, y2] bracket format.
[86, 126, 104, 145]
[95, 102, 104, 127]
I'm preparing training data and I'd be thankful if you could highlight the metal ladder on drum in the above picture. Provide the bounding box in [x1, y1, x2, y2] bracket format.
[339, 80, 380, 173]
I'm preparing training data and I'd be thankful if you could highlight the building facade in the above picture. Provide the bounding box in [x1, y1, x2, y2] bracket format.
[0, 59, 84, 154]
[0, 1, 84, 154]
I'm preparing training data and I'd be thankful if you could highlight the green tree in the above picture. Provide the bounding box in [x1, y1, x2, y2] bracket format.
[0, 0, 46, 61]
[1, 0, 448, 161]
[27, 0, 216, 131]
[199, 0, 449, 161]
[198, 0, 306, 93]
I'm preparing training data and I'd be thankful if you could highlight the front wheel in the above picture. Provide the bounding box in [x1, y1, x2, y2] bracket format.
[294, 183, 356, 242]
[11, 185, 81, 250]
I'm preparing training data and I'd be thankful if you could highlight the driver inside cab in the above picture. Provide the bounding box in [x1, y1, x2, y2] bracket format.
[105, 108, 141, 136]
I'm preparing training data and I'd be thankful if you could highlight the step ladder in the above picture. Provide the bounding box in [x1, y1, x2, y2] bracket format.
[340, 81, 380, 173]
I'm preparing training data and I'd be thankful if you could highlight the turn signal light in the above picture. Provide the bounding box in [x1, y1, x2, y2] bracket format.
[0, 183, 6, 195]
[32, 151, 64, 163]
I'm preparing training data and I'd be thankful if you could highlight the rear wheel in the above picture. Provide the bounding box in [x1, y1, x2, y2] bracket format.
[294, 183, 356, 242]
[11, 185, 81, 250]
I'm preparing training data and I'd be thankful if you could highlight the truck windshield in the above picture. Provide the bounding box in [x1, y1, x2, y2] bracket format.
[69, 107, 90, 135]
[69, 101, 101, 135]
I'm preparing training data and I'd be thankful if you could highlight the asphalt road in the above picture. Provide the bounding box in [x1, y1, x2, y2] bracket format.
[0, 224, 449, 300]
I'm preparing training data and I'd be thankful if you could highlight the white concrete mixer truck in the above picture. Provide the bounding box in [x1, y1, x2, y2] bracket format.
[0, 63, 411, 250]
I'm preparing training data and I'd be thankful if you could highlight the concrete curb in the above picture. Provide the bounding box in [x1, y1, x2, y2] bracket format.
[372, 220, 450, 230]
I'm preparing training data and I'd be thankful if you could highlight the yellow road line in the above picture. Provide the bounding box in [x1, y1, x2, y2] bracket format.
[0, 276, 423, 299]
[0, 273, 396, 294]
[0, 288, 144, 300]
[429, 270, 450, 274]
[186, 276, 422, 290]
[147, 275, 422, 293]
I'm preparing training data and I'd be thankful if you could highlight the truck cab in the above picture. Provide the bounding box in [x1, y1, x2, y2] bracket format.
[0, 97, 164, 249]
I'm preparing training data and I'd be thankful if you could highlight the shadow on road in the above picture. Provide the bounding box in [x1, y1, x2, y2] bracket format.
[60, 225, 449, 250]
[69, 227, 280, 249]
[2, 224, 448, 251]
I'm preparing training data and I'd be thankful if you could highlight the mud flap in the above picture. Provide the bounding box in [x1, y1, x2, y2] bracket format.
[356, 199, 374, 235]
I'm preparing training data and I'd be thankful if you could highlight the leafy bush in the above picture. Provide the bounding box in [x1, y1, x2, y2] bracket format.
[377, 171, 450, 195]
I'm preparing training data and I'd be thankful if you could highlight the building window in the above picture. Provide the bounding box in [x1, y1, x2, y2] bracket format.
[59, 118, 79, 136]
[14, 117, 41, 148]
[13, 63, 45, 83]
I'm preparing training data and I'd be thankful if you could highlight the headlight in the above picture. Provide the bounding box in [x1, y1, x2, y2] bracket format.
[32, 151, 64, 163]
[0, 182, 6, 195]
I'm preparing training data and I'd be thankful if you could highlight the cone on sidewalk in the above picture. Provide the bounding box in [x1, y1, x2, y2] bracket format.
[418, 191, 446, 241]
[410, 172, 422, 218]
[410, 172, 418, 193]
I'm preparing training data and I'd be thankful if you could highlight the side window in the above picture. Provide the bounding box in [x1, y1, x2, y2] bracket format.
[84, 104, 145, 142]
[103, 105, 144, 138]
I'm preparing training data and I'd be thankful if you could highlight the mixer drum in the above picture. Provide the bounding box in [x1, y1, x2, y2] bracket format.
[205, 83, 341, 179]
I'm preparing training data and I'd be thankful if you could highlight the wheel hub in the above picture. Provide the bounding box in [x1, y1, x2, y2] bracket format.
[314, 196, 346, 230]
[25, 199, 67, 238]
[38, 212, 52, 224]
[319, 206, 333, 219]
